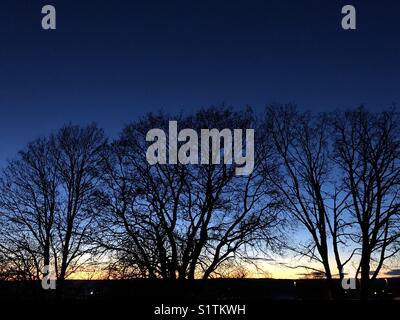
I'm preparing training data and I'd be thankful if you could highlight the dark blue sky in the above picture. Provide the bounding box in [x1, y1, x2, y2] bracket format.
[0, 0, 399, 164]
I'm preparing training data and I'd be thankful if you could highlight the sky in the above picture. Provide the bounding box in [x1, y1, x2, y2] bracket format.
[0, 0, 399, 278]
[0, 0, 399, 165]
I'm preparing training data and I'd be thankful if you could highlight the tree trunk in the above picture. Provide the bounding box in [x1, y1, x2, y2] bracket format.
[360, 252, 370, 300]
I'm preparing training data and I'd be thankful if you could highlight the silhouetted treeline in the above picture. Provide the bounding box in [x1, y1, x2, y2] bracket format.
[0, 104, 399, 300]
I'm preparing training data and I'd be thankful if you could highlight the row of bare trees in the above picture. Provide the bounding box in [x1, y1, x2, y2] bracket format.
[0, 105, 399, 299]
[263, 105, 400, 299]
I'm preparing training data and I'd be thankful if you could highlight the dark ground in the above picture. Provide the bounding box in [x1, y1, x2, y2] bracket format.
[1, 279, 399, 319]
[1, 278, 399, 300]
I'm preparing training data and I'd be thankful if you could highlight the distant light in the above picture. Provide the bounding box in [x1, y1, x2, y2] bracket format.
[90, 291, 94, 295]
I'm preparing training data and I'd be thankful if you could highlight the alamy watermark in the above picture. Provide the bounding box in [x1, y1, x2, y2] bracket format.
[39, 4, 356, 31]
[41, 265, 56, 290]
[146, 121, 254, 176]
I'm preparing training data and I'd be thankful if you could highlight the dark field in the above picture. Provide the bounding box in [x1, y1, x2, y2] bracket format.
[1, 278, 399, 301]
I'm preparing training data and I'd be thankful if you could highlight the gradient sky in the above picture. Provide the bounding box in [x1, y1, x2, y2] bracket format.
[0, 0, 399, 166]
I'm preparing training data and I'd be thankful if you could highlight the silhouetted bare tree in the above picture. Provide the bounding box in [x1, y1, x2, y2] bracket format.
[332, 107, 400, 299]
[261, 104, 355, 298]
[0, 137, 58, 280]
[94, 107, 285, 279]
[0, 124, 106, 295]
